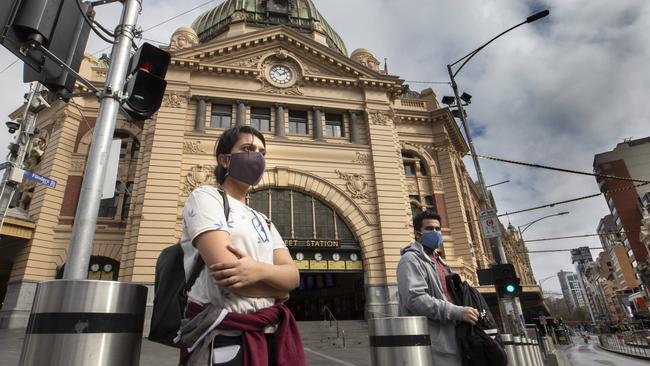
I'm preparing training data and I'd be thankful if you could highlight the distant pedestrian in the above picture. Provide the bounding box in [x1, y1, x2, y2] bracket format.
[397, 210, 480, 366]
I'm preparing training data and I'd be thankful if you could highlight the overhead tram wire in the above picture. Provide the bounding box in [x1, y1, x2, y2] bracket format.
[405, 80, 452, 85]
[90, 0, 217, 56]
[75, 0, 117, 45]
[525, 248, 602, 254]
[430, 145, 650, 184]
[524, 231, 639, 243]
[0, 59, 19, 75]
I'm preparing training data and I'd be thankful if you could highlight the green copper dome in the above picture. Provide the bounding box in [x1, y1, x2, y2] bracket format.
[191, 0, 347, 55]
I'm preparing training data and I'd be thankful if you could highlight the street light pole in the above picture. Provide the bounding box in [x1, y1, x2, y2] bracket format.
[447, 9, 550, 265]
[445, 9, 549, 336]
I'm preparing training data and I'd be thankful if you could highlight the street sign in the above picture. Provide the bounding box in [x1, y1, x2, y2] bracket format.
[24, 170, 57, 189]
[480, 209, 501, 239]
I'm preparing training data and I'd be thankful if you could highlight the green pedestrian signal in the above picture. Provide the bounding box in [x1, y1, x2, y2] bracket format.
[506, 284, 516, 293]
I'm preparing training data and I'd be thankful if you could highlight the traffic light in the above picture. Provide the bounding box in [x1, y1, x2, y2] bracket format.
[491, 263, 522, 298]
[496, 276, 521, 298]
[23, 0, 94, 96]
[0, 0, 93, 95]
[121, 43, 171, 121]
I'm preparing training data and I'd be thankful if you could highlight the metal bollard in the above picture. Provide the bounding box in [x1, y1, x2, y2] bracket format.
[369, 316, 433, 366]
[533, 339, 544, 366]
[501, 334, 518, 366]
[514, 336, 527, 366]
[19, 280, 148, 366]
[525, 337, 537, 366]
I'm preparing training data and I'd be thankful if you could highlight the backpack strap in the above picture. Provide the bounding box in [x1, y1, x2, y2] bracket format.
[184, 188, 230, 293]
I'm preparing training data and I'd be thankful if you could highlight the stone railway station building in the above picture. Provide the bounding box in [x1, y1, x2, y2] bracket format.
[0, 0, 540, 328]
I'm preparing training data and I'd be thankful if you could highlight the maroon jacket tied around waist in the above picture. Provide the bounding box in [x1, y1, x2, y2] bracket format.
[181, 302, 306, 366]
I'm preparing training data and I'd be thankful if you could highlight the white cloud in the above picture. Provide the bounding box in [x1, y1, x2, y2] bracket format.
[1, 0, 647, 293]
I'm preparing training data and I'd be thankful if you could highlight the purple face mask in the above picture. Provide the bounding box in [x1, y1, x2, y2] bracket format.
[225, 151, 266, 186]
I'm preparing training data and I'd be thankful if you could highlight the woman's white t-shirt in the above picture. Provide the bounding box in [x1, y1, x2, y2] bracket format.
[180, 185, 287, 313]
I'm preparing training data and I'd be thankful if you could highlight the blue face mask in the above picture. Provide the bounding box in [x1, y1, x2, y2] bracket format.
[420, 230, 443, 251]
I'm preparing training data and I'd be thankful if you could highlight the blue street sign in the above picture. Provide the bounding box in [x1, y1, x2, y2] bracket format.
[24, 171, 57, 189]
[0, 162, 9, 171]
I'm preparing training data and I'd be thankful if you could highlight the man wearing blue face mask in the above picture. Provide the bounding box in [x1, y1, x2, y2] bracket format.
[397, 210, 479, 366]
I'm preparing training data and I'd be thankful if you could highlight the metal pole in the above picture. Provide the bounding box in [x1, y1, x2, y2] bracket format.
[447, 65, 507, 263]
[63, 0, 142, 279]
[0, 83, 46, 230]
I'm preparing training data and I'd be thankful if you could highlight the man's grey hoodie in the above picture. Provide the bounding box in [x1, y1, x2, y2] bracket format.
[397, 241, 466, 357]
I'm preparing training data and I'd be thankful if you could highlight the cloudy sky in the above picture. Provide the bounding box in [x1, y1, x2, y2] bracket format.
[1, 0, 648, 293]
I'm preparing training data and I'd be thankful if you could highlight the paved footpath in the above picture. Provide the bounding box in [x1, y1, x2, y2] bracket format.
[0, 321, 372, 366]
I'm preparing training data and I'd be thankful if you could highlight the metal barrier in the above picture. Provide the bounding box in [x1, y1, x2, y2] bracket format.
[532, 339, 543, 366]
[599, 333, 650, 359]
[501, 334, 518, 366]
[19, 280, 148, 366]
[369, 316, 433, 366]
[523, 337, 535, 366]
[513, 336, 526, 366]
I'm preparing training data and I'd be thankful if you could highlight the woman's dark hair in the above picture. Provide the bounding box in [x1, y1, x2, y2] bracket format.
[214, 126, 266, 185]
[413, 209, 442, 231]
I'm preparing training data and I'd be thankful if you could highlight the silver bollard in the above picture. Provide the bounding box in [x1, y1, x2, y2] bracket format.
[524, 337, 535, 366]
[369, 316, 433, 366]
[533, 339, 544, 366]
[514, 336, 527, 366]
[19, 280, 148, 366]
[501, 334, 518, 366]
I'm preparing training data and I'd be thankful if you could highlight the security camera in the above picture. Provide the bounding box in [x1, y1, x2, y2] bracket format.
[6, 121, 20, 134]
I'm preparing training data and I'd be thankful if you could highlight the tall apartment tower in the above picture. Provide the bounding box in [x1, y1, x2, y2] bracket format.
[558, 270, 587, 313]
[594, 137, 650, 294]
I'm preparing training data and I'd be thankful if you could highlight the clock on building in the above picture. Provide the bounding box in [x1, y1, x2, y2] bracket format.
[268, 64, 293, 85]
[314, 252, 323, 261]
[350, 253, 358, 261]
[295, 252, 304, 261]
[332, 253, 340, 261]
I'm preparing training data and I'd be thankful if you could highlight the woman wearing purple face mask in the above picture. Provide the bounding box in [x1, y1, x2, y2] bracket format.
[178, 126, 305, 366]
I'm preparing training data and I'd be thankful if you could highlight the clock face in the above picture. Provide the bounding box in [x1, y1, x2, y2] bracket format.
[269, 65, 293, 85]
[296, 252, 304, 261]
[332, 253, 340, 261]
[314, 252, 323, 261]
[350, 253, 358, 261]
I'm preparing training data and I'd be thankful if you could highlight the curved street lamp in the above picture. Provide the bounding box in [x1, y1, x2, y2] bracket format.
[445, 9, 550, 264]
[518, 212, 570, 235]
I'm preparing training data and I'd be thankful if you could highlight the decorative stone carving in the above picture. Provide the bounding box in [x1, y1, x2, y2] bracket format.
[169, 27, 199, 52]
[407, 183, 418, 193]
[71, 159, 85, 173]
[313, 20, 325, 33]
[162, 93, 187, 108]
[257, 84, 304, 96]
[352, 152, 370, 165]
[182, 165, 215, 195]
[229, 55, 263, 68]
[303, 64, 321, 75]
[183, 141, 207, 154]
[432, 176, 444, 191]
[350, 48, 381, 72]
[230, 11, 246, 22]
[368, 111, 392, 126]
[335, 170, 369, 200]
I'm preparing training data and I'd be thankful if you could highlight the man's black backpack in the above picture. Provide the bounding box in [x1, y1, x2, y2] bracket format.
[446, 273, 508, 366]
[148, 189, 229, 347]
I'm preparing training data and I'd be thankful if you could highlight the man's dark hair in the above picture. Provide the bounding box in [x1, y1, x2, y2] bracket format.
[214, 126, 266, 184]
[413, 209, 442, 231]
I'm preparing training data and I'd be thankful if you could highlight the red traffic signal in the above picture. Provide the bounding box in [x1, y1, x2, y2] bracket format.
[122, 43, 171, 121]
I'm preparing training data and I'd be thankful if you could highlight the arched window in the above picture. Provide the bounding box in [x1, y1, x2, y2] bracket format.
[403, 150, 437, 220]
[248, 189, 357, 246]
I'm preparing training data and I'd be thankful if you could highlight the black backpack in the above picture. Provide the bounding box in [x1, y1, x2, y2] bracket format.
[148, 189, 229, 347]
[446, 273, 508, 366]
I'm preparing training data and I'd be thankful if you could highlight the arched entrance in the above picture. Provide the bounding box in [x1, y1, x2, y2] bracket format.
[249, 188, 365, 320]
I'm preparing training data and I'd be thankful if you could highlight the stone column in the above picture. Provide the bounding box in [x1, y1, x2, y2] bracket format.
[274, 104, 286, 138]
[236, 100, 246, 126]
[312, 107, 323, 141]
[194, 98, 206, 133]
[348, 110, 361, 144]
